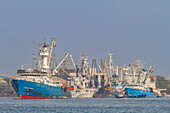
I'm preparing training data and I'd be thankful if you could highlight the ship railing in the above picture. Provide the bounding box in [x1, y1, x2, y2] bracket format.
[18, 73, 47, 76]
[47, 82, 62, 86]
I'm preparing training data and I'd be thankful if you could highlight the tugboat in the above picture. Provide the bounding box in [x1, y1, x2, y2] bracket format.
[11, 38, 71, 99]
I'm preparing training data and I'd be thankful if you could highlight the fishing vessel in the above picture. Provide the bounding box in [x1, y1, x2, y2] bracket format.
[121, 59, 162, 98]
[93, 55, 162, 98]
[71, 87, 98, 98]
[11, 38, 71, 99]
[67, 72, 98, 98]
[125, 86, 154, 98]
[67, 55, 98, 98]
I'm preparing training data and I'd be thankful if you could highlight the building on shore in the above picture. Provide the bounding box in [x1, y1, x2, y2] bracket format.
[0, 76, 16, 96]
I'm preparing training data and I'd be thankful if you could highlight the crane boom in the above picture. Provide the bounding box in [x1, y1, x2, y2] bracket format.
[98, 65, 103, 73]
[49, 38, 56, 68]
[69, 55, 76, 71]
[143, 66, 153, 84]
[53, 53, 70, 74]
[52, 53, 77, 75]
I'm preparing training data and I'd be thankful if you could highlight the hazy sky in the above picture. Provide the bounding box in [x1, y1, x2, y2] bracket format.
[0, 0, 170, 77]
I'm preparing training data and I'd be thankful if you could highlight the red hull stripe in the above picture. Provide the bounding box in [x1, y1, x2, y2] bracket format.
[67, 88, 74, 90]
[20, 95, 59, 99]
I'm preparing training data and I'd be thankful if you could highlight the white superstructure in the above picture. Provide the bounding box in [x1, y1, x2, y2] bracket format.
[39, 38, 56, 73]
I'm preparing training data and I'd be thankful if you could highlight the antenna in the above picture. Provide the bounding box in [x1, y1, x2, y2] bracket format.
[108, 53, 113, 77]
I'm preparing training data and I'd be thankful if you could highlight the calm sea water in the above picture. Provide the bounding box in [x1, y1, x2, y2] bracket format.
[0, 97, 170, 113]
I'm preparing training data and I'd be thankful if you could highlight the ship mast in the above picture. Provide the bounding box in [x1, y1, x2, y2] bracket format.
[108, 53, 113, 86]
[108, 53, 113, 77]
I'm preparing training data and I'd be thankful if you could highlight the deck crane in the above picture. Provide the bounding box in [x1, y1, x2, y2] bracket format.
[121, 65, 130, 84]
[52, 53, 76, 75]
[98, 65, 103, 73]
[143, 66, 154, 84]
[49, 38, 56, 69]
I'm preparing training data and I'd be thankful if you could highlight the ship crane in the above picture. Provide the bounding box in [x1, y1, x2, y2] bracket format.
[52, 53, 76, 74]
[98, 65, 103, 73]
[130, 63, 136, 84]
[136, 69, 143, 84]
[143, 66, 154, 84]
[121, 66, 130, 84]
[103, 60, 109, 86]
[49, 38, 56, 69]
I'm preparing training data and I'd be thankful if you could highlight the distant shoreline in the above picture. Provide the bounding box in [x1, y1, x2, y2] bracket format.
[0, 94, 16, 97]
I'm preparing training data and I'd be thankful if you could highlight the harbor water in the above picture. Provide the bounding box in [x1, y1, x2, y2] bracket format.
[0, 97, 170, 113]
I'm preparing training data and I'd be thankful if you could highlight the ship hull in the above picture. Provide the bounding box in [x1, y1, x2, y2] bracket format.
[71, 88, 98, 98]
[72, 92, 95, 98]
[125, 88, 156, 98]
[11, 79, 71, 99]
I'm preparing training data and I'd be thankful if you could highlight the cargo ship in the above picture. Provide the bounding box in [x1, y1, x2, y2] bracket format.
[11, 38, 71, 99]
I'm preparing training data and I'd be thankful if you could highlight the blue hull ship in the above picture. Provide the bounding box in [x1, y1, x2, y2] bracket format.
[11, 79, 71, 99]
[11, 38, 73, 99]
[125, 88, 156, 98]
